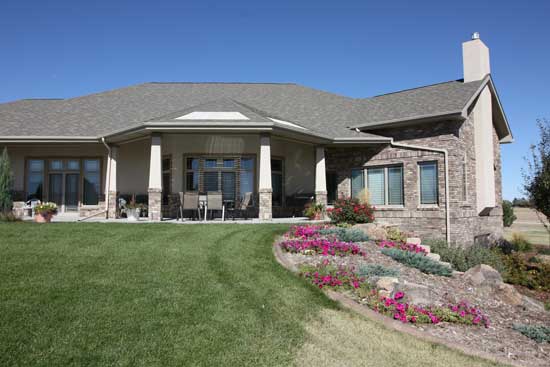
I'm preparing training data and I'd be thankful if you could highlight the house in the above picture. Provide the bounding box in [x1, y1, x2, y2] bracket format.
[0, 35, 512, 243]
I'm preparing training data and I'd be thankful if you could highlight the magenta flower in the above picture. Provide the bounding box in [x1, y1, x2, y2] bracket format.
[394, 291, 404, 300]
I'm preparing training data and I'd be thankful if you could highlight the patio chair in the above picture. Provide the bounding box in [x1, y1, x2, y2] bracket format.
[180, 192, 201, 221]
[206, 191, 224, 221]
[23, 198, 41, 217]
[229, 192, 252, 220]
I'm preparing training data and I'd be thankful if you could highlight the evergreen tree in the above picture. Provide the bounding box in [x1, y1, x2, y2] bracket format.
[0, 147, 13, 213]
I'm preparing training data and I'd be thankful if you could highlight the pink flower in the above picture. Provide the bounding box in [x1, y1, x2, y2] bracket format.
[394, 292, 404, 300]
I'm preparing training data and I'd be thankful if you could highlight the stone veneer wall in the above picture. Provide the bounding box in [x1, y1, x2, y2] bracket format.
[326, 117, 503, 245]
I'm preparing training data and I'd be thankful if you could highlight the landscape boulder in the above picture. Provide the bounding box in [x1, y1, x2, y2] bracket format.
[376, 276, 398, 298]
[354, 223, 387, 241]
[463, 264, 503, 287]
[394, 280, 434, 305]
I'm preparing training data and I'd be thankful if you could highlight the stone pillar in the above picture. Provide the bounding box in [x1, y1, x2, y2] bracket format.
[315, 146, 328, 207]
[258, 134, 272, 220]
[106, 146, 118, 219]
[148, 134, 163, 221]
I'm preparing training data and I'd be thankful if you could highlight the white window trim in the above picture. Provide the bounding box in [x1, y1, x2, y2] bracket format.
[365, 165, 405, 208]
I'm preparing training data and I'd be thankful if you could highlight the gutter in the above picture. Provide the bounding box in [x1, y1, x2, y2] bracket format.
[101, 137, 111, 219]
[389, 140, 451, 244]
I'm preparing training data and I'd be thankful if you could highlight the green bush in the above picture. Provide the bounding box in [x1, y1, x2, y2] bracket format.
[502, 253, 550, 291]
[0, 147, 13, 214]
[502, 200, 517, 227]
[318, 227, 369, 242]
[386, 227, 406, 242]
[512, 324, 550, 343]
[381, 248, 453, 276]
[510, 233, 533, 252]
[0, 212, 20, 222]
[423, 239, 506, 273]
[357, 264, 400, 279]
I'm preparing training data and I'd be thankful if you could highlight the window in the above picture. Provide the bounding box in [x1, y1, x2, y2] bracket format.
[186, 158, 199, 191]
[162, 156, 172, 204]
[366, 165, 404, 206]
[83, 159, 100, 205]
[351, 169, 364, 199]
[271, 158, 283, 207]
[419, 161, 438, 205]
[67, 160, 80, 170]
[239, 157, 254, 203]
[326, 172, 338, 204]
[27, 160, 44, 200]
[50, 160, 63, 170]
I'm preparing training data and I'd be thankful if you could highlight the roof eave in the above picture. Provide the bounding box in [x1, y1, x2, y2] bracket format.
[350, 112, 465, 131]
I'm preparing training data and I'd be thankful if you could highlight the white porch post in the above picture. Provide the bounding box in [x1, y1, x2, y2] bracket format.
[315, 146, 328, 206]
[148, 134, 163, 221]
[106, 146, 118, 219]
[258, 134, 272, 220]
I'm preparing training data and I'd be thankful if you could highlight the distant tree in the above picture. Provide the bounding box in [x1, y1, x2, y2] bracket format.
[502, 200, 517, 227]
[523, 118, 550, 238]
[512, 197, 532, 207]
[0, 147, 13, 213]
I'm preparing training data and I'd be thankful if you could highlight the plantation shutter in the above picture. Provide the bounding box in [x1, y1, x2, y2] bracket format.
[388, 166, 404, 205]
[351, 169, 364, 199]
[419, 162, 438, 204]
[367, 168, 385, 205]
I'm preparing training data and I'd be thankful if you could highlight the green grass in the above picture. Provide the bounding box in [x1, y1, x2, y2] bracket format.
[0, 223, 506, 367]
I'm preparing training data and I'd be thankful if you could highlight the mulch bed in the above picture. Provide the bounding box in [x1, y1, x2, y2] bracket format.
[275, 239, 550, 367]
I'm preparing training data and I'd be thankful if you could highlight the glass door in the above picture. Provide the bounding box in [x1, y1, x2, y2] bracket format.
[48, 174, 63, 208]
[65, 174, 80, 211]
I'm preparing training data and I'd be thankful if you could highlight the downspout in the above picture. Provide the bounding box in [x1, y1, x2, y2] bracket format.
[389, 140, 451, 244]
[101, 137, 111, 218]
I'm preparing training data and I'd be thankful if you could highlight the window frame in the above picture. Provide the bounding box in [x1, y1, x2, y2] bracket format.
[350, 168, 365, 199]
[365, 164, 405, 207]
[418, 161, 439, 206]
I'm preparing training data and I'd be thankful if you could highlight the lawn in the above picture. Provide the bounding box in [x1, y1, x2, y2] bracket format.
[0, 223, 505, 367]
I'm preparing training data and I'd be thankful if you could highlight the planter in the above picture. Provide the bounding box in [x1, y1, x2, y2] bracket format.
[34, 212, 53, 223]
[126, 208, 141, 221]
[309, 213, 323, 221]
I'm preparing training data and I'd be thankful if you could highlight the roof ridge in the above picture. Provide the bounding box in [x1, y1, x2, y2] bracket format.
[363, 79, 467, 99]
[145, 81, 296, 85]
[19, 98, 64, 101]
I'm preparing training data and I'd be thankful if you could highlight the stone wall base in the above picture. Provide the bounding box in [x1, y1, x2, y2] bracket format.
[148, 189, 162, 221]
[315, 191, 328, 207]
[259, 189, 272, 221]
[107, 191, 117, 219]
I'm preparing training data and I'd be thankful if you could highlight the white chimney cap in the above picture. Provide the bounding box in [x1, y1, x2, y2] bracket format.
[471, 32, 480, 40]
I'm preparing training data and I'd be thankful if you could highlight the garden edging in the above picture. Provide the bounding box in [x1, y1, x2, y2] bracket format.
[272, 240, 521, 367]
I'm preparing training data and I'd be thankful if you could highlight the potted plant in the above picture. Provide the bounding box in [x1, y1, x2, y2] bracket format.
[34, 202, 58, 223]
[125, 201, 143, 221]
[304, 201, 325, 220]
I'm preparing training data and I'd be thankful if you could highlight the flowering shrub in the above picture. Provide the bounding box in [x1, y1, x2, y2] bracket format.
[280, 238, 366, 257]
[364, 292, 490, 327]
[379, 240, 427, 255]
[34, 202, 58, 215]
[327, 198, 374, 224]
[299, 261, 365, 290]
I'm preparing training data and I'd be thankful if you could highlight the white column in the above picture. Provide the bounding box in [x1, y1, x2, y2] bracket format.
[315, 146, 328, 206]
[148, 134, 163, 221]
[105, 146, 118, 218]
[258, 134, 272, 220]
[109, 146, 118, 192]
[148, 134, 162, 190]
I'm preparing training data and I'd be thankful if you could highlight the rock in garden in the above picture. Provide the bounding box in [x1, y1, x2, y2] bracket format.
[463, 264, 503, 287]
[376, 276, 398, 297]
[426, 253, 441, 262]
[354, 223, 387, 241]
[496, 283, 523, 306]
[406, 237, 422, 245]
[394, 280, 434, 305]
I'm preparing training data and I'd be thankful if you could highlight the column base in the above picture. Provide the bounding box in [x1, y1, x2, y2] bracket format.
[107, 191, 117, 219]
[258, 189, 272, 221]
[315, 191, 328, 207]
[148, 189, 162, 221]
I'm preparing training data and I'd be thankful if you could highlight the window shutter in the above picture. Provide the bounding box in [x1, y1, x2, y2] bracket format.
[420, 162, 438, 204]
[388, 166, 403, 205]
[351, 169, 364, 199]
[367, 168, 385, 205]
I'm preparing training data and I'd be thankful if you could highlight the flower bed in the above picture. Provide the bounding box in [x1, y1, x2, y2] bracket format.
[379, 240, 427, 255]
[363, 292, 490, 327]
[280, 238, 366, 257]
[299, 261, 365, 289]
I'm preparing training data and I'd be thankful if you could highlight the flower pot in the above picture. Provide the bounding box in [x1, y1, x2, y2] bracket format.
[310, 212, 323, 221]
[126, 208, 140, 221]
[34, 212, 52, 223]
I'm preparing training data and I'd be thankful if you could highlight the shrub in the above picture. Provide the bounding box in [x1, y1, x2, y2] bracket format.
[303, 202, 325, 220]
[502, 200, 517, 227]
[280, 238, 366, 257]
[327, 197, 374, 225]
[299, 261, 365, 290]
[357, 264, 400, 279]
[318, 227, 369, 243]
[512, 324, 550, 343]
[0, 147, 13, 214]
[502, 253, 550, 291]
[34, 202, 58, 215]
[379, 240, 427, 255]
[510, 233, 533, 252]
[386, 227, 406, 242]
[423, 239, 506, 273]
[381, 248, 453, 276]
[0, 212, 21, 222]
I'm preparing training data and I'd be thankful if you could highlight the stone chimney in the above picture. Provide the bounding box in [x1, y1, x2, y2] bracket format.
[462, 32, 491, 82]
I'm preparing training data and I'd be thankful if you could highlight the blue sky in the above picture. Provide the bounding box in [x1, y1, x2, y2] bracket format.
[1, 0, 549, 199]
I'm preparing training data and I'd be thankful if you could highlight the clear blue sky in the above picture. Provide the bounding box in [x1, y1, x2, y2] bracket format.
[1, 0, 549, 199]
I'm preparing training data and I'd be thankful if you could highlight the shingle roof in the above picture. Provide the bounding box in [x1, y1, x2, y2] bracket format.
[0, 80, 486, 140]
